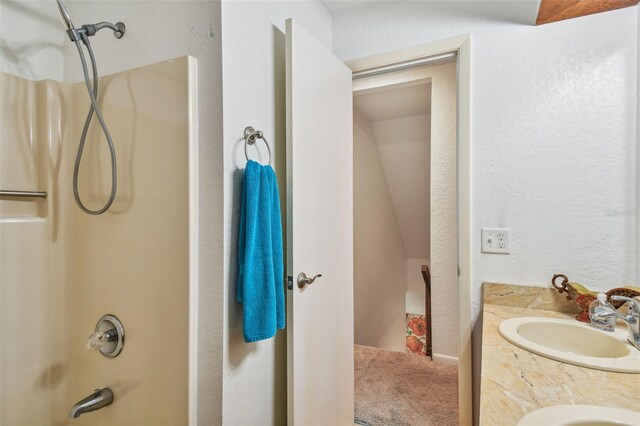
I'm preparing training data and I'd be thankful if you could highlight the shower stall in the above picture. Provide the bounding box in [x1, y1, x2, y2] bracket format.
[0, 1, 197, 424]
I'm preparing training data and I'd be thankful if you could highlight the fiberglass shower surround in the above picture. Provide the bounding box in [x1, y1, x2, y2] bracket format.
[55, 0, 125, 215]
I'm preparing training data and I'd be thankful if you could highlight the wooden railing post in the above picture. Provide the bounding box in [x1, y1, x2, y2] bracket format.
[421, 265, 433, 358]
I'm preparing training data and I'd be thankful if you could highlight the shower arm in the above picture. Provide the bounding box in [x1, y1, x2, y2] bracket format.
[67, 21, 125, 44]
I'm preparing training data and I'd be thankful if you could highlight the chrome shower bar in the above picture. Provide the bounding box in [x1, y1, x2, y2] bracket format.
[0, 190, 48, 198]
[352, 51, 458, 80]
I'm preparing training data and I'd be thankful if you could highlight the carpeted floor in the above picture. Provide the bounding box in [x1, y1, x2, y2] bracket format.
[354, 344, 459, 426]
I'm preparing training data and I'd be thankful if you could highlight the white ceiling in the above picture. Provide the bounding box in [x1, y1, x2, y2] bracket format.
[354, 83, 431, 122]
[355, 83, 431, 259]
[321, 0, 540, 26]
[320, 0, 374, 15]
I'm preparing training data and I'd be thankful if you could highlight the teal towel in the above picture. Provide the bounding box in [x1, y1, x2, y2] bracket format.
[237, 160, 285, 343]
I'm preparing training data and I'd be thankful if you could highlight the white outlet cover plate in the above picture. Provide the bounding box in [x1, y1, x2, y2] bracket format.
[481, 228, 510, 254]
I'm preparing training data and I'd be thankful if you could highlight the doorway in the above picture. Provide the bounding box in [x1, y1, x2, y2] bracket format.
[284, 20, 471, 424]
[352, 60, 460, 425]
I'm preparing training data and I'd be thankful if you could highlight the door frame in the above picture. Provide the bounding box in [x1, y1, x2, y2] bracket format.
[345, 34, 472, 425]
[187, 56, 200, 426]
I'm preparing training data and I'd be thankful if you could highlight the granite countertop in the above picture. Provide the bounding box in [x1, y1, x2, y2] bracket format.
[479, 285, 640, 426]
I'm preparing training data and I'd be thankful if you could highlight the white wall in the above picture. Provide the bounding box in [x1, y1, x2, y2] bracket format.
[333, 2, 638, 419]
[637, 4, 639, 286]
[334, 0, 638, 300]
[406, 258, 427, 315]
[373, 114, 430, 259]
[221, 2, 332, 424]
[354, 61, 460, 361]
[0, 1, 66, 81]
[427, 62, 459, 362]
[354, 112, 408, 352]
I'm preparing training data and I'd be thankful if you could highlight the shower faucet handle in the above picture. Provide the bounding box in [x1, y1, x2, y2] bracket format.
[86, 329, 117, 351]
[87, 314, 125, 357]
[86, 332, 104, 351]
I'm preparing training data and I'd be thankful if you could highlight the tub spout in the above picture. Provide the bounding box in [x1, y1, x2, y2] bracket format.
[69, 387, 113, 419]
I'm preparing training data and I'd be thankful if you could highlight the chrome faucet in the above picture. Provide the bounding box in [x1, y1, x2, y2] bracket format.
[69, 387, 113, 418]
[591, 295, 640, 351]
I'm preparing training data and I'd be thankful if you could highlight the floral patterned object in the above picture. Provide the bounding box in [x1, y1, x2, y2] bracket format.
[406, 314, 427, 356]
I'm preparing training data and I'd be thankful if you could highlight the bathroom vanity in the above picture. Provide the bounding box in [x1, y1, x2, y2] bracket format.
[479, 283, 640, 425]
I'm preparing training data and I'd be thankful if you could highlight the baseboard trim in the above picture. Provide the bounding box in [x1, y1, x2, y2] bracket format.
[433, 353, 458, 365]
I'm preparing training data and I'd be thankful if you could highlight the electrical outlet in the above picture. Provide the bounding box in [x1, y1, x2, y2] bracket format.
[481, 228, 510, 254]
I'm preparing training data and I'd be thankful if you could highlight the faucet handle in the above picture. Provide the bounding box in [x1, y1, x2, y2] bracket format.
[611, 295, 640, 313]
[88, 315, 125, 358]
[86, 329, 116, 351]
[86, 332, 103, 351]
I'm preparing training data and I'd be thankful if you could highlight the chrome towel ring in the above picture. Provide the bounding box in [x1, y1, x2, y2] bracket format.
[244, 126, 272, 165]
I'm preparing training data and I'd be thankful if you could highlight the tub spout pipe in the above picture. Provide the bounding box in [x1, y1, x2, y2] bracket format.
[69, 387, 113, 419]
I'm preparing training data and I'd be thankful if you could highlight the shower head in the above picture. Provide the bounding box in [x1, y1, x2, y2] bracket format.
[55, 0, 125, 43]
[58, 0, 125, 215]
[55, 0, 75, 31]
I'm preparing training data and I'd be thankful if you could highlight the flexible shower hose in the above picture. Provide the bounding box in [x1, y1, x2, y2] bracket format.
[72, 34, 117, 215]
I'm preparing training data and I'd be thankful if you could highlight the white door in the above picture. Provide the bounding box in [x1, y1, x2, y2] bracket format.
[285, 19, 354, 426]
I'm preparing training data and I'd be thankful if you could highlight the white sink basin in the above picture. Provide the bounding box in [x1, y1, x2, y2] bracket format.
[517, 405, 640, 426]
[499, 317, 640, 373]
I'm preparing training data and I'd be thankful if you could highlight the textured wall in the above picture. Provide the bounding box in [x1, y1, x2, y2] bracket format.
[354, 112, 408, 353]
[354, 61, 459, 361]
[334, 0, 637, 310]
[221, 2, 332, 424]
[372, 114, 430, 259]
[336, 0, 639, 298]
[427, 62, 459, 362]
[406, 258, 428, 315]
[333, 1, 637, 419]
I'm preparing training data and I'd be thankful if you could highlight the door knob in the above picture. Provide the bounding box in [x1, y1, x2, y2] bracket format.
[297, 272, 322, 289]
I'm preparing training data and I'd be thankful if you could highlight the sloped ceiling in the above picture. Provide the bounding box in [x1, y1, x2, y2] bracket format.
[536, 0, 640, 25]
[354, 83, 431, 259]
[321, 0, 638, 27]
[320, 0, 373, 15]
[354, 84, 431, 122]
